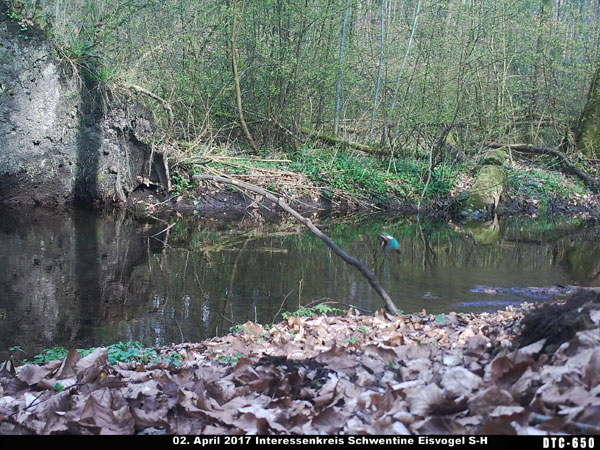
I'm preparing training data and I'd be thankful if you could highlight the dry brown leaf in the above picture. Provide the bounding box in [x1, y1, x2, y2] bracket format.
[510, 367, 541, 405]
[455, 415, 481, 427]
[563, 386, 596, 407]
[372, 415, 411, 434]
[362, 343, 398, 364]
[440, 367, 483, 399]
[442, 354, 463, 367]
[478, 416, 517, 435]
[78, 388, 134, 435]
[54, 348, 81, 380]
[36, 376, 76, 392]
[537, 383, 570, 407]
[112, 366, 151, 382]
[518, 339, 546, 357]
[16, 364, 49, 386]
[238, 405, 288, 433]
[486, 352, 533, 385]
[584, 348, 600, 388]
[489, 405, 525, 417]
[355, 370, 376, 386]
[469, 387, 516, 415]
[314, 345, 356, 374]
[5, 374, 28, 396]
[400, 358, 432, 382]
[466, 334, 489, 356]
[123, 380, 161, 399]
[573, 405, 600, 428]
[576, 329, 600, 349]
[130, 405, 169, 428]
[307, 405, 344, 434]
[312, 373, 338, 409]
[42, 411, 69, 434]
[241, 321, 265, 336]
[412, 415, 462, 434]
[0, 359, 16, 379]
[392, 379, 424, 395]
[406, 383, 446, 417]
[74, 348, 107, 383]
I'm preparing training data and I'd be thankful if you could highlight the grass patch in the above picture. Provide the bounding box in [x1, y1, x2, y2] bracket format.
[288, 146, 459, 201]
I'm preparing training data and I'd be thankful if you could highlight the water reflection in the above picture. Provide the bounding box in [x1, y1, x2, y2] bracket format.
[0, 207, 162, 359]
[0, 208, 598, 360]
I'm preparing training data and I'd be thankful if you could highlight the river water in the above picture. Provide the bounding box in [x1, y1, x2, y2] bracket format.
[1, 207, 599, 360]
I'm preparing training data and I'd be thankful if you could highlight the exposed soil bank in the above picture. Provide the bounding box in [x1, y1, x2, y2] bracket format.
[124, 181, 600, 225]
[0, 3, 167, 206]
[125, 180, 422, 222]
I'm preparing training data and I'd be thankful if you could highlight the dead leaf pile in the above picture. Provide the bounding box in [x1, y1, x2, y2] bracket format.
[1, 299, 599, 435]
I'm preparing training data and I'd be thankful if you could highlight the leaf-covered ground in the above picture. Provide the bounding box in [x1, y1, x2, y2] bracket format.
[1, 291, 599, 435]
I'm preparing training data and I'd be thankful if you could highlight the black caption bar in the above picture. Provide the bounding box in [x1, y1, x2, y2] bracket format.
[0, 434, 596, 447]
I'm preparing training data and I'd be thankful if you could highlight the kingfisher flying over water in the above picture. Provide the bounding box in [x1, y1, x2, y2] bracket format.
[377, 232, 400, 253]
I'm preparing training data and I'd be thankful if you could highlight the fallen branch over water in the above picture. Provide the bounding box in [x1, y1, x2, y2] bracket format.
[192, 173, 399, 315]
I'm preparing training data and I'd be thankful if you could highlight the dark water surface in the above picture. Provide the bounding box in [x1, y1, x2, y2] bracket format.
[1, 207, 599, 360]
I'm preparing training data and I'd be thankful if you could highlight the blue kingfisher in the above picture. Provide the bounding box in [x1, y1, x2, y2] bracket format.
[377, 232, 400, 253]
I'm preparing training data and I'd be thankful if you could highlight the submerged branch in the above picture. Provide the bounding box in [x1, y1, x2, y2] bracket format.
[192, 174, 399, 315]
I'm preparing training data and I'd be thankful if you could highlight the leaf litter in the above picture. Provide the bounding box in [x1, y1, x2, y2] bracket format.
[1, 289, 599, 435]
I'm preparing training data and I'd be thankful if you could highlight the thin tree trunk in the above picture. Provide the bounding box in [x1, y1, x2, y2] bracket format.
[388, 0, 421, 117]
[334, 0, 350, 135]
[231, 0, 259, 154]
[368, 0, 385, 142]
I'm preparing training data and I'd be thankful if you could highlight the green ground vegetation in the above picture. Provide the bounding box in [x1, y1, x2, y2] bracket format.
[506, 163, 589, 212]
[9, 341, 182, 367]
[182, 143, 461, 205]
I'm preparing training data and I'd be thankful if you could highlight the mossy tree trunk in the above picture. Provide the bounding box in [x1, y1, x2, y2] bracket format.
[576, 58, 600, 157]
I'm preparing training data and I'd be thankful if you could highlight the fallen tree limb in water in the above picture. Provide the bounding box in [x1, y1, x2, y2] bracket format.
[192, 173, 399, 315]
[484, 141, 598, 189]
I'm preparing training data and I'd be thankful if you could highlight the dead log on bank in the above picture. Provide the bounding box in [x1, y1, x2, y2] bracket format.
[192, 174, 399, 315]
[306, 130, 385, 155]
[484, 141, 598, 189]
